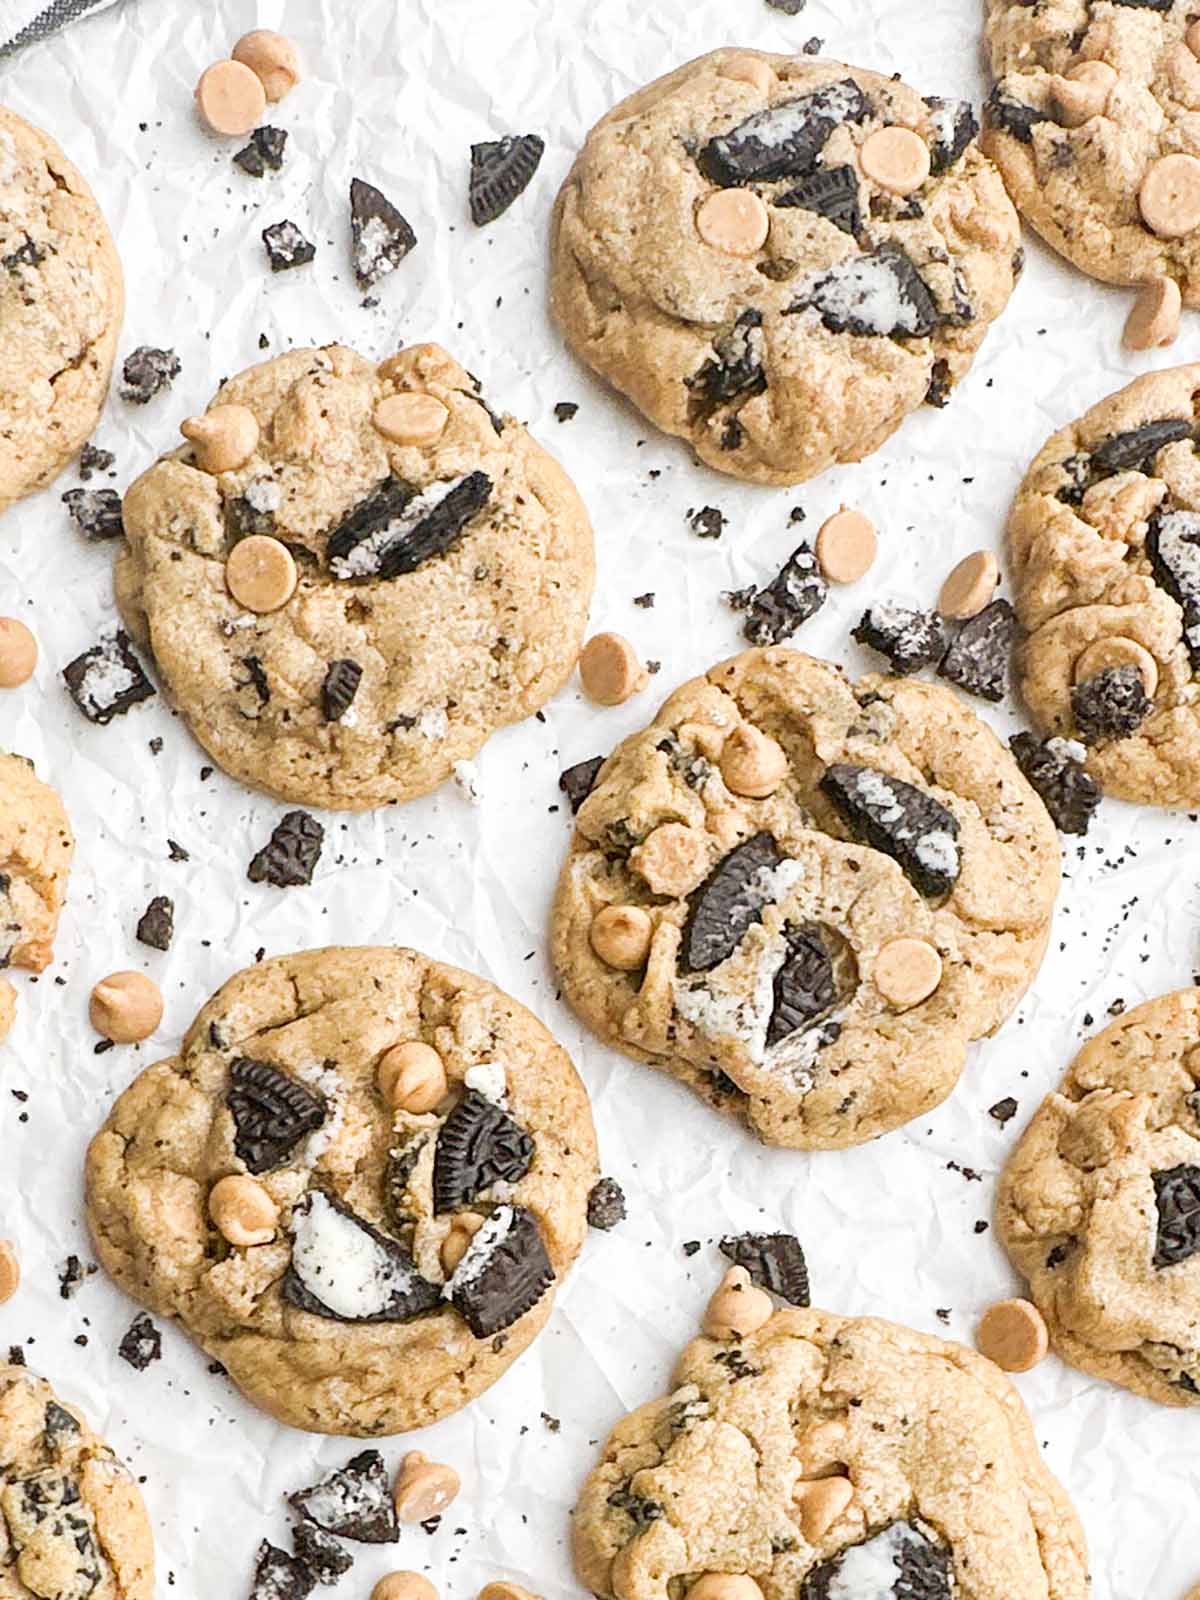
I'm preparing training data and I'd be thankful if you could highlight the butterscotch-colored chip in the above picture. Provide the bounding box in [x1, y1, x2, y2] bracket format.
[814, 506, 877, 583]
[938, 549, 999, 619]
[377, 1040, 447, 1113]
[232, 29, 301, 101]
[1139, 153, 1200, 240]
[195, 59, 267, 136]
[0, 617, 37, 687]
[718, 723, 787, 798]
[1052, 61, 1117, 129]
[874, 938, 942, 1009]
[89, 971, 163, 1043]
[440, 1214, 484, 1276]
[702, 1265, 774, 1340]
[687, 1580, 762, 1600]
[580, 632, 648, 706]
[794, 1418, 847, 1473]
[629, 822, 709, 897]
[1073, 636, 1158, 699]
[695, 188, 770, 258]
[0, 978, 14, 1045]
[590, 905, 653, 971]
[719, 56, 774, 94]
[372, 1575, 438, 1600]
[1123, 278, 1182, 352]
[0, 1239, 18, 1305]
[208, 1173, 279, 1247]
[182, 404, 260, 474]
[859, 126, 930, 196]
[976, 1298, 1049, 1373]
[225, 534, 297, 613]
[394, 1452, 461, 1523]
[793, 1475, 854, 1541]
[375, 393, 450, 446]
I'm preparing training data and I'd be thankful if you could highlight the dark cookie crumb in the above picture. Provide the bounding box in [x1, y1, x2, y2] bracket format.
[1009, 732, 1102, 835]
[289, 1451, 400, 1543]
[732, 543, 827, 646]
[249, 1540, 315, 1600]
[553, 402, 579, 423]
[58, 1255, 95, 1299]
[1071, 664, 1152, 744]
[320, 659, 363, 723]
[135, 895, 174, 952]
[988, 1097, 1018, 1125]
[720, 1232, 810, 1306]
[633, 592, 654, 608]
[852, 604, 946, 676]
[687, 505, 726, 540]
[78, 443, 115, 480]
[559, 755, 605, 813]
[63, 630, 155, 724]
[119, 346, 180, 404]
[262, 219, 317, 273]
[233, 125, 288, 177]
[586, 1177, 627, 1231]
[62, 486, 123, 541]
[117, 1313, 162, 1371]
[292, 1522, 353, 1585]
[469, 133, 545, 225]
[247, 811, 325, 887]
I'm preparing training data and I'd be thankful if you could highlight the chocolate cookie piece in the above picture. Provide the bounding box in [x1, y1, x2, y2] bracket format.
[821, 764, 960, 897]
[1071, 665, 1152, 744]
[698, 79, 871, 187]
[719, 1232, 810, 1305]
[432, 1090, 535, 1212]
[119, 346, 179, 405]
[247, 811, 325, 887]
[1009, 734, 1102, 836]
[587, 1177, 627, 1231]
[289, 1450, 399, 1542]
[734, 544, 827, 646]
[559, 754, 605, 813]
[250, 1542, 315, 1600]
[686, 310, 767, 410]
[62, 486, 123, 540]
[937, 598, 1016, 702]
[117, 1313, 161, 1371]
[852, 604, 946, 675]
[135, 895, 174, 951]
[765, 925, 837, 1046]
[234, 125, 288, 177]
[62, 629, 155, 724]
[320, 659, 362, 723]
[1146, 509, 1200, 670]
[327, 471, 492, 580]
[774, 164, 861, 235]
[446, 1205, 555, 1337]
[292, 1522, 353, 1584]
[227, 1057, 327, 1173]
[349, 178, 417, 288]
[262, 219, 316, 272]
[469, 134, 545, 225]
[284, 1192, 442, 1323]
[926, 96, 978, 174]
[1153, 1165, 1200, 1268]
[681, 832, 783, 972]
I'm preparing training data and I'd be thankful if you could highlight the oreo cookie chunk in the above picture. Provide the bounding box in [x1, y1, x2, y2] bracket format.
[247, 811, 325, 886]
[801, 1521, 953, 1600]
[559, 754, 605, 813]
[926, 96, 978, 174]
[788, 243, 939, 338]
[320, 658, 362, 722]
[686, 310, 767, 410]
[283, 1191, 442, 1322]
[2, 1472, 104, 1596]
[136, 894, 174, 951]
[937, 599, 1017, 702]
[227, 1057, 327, 1173]
[42, 1400, 81, 1453]
[234, 125, 288, 177]
[1009, 734, 1102, 835]
[1092, 418, 1192, 474]
[1071, 665, 1152, 744]
[681, 832, 783, 972]
[349, 178, 417, 289]
[469, 134, 545, 225]
[852, 603, 946, 675]
[289, 1450, 399, 1542]
[117, 1313, 161, 1370]
[62, 486, 123, 540]
[983, 83, 1051, 146]
[327, 472, 492, 580]
[119, 346, 179, 404]
[292, 1522, 353, 1584]
[732, 543, 827, 646]
[444, 1205, 555, 1337]
[821, 764, 960, 897]
[432, 1089, 535, 1212]
[766, 925, 837, 1047]
[587, 1177, 627, 1230]
[698, 80, 870, 186]
[720, 1232, 810, 1306]
[775, 164, 861, 236]
[251, 1542, 315, 1600]
[262, 220, 317, 272]
[1147, 509, 1200, 670]
[62, 629, 155, 724]
[1153, 1165, 1200, 1268]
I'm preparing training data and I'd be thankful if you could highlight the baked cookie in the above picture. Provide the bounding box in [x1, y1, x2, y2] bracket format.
[1009, 364, 1200, 806]
[550, 49, 1021, 486]
[116, 342, 594, 808]
[85, 946, 598, 1435]
[998, 988, 1200, 1407]
[551, 648, 1060, 1150]
[574, 1300, 1088, 1600]
[985, 0, 1200, 302]
[0, 1363, 154, 1599]
[0, 750, 74, 975]
[0, 106, 124, 512]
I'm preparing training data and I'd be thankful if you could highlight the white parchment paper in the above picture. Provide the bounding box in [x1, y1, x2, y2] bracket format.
[0, 2, 1197, 1596]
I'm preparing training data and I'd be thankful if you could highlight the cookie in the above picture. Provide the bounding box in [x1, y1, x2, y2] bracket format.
[550, 49, 1020, 486]
[0, 106, 124, 513]
[1009, 364, 1200, 806]
[984, 1, 1200, 302]
[116, 343, 594, 809]
[0, 1363, 154, 1599]
[85, 946, 598, 1435]
[998, 988, 1200, 1407]
[573, 1305, 1088, 1600]
[551, 648, 1059, 1150]
[0, 751, 74, 976]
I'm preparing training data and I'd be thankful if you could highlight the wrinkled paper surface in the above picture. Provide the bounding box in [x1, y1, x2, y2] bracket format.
[0, 3, 1195, 1597]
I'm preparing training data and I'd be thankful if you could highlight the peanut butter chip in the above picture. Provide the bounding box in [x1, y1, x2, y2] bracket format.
[232, 29, 302, 101]
[195, 59, 267, 136]
[378, 1040, 447, 1113]
[0, 617, 37, 687]
[687, 1577, 763, 1600]
[976, 1298, 1049, 1373]
[375, 393, 450, 446]
[1053, 61, 1117, 128]
[89, 971, 163, 1043]
[590, 904, 653, 971]
[630, 822, 709, 897]
[1140, 153, 1200, 239]
[0, 1240, 19, 1306]
[394, 1452, 462, 1522]
[1073, 636, 1158, 698]
[479, 1587, 540, 1600]
[874, 938, 942, 1010]
[938, 549, 999, 619]
[579, 632, 648, 705]
[696, 189, 770, 258]
[440, 1214, 484, 1276]
[794, 1476, 854, 1542]
[181, 404, 260, 474]
[0, 978, 14, 1045]
[814, 507, 878, 583]
[719, 723, 788, 798]
[702, 1265, 774, 1339]
[208, 1174, 279, 1247]
[372, 1575, 438, 1600]
[720, 56, 775, 95]
[860, 126, 930, 196]
[1124, 278, 1182, 352]
[225, 534, 297, 613]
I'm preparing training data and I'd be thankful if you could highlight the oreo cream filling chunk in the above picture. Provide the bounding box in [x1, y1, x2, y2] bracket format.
[444, 1204, 556, 1337]
[821, 764, 960, 898]
[698, 80, 870, 187]
[789, 243, 939, 338]
[284, 1191, 441, 1322]
[328, 472, 492, 579]
[1147, 508, 1200, 669]
[801, 1519, 953, 1600]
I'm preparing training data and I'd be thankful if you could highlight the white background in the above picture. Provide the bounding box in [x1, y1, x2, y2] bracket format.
[0, 1, 1197, 1596]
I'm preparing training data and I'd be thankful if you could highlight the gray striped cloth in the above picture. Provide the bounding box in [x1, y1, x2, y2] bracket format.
[1, 0, 120, 57]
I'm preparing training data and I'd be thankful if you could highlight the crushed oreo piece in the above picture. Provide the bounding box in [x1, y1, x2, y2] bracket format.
[720, 1232, 810, 1306]
[43, 1401, 81, 1452]
[699, 79, 870, 186]
[117, 1312, 162, 1371]
[247, 811, 325, 887]
[1010, 733, 1102, 835]
[447, 1205, 555, 1337]
[63, 629, 155, 724]
[78, 443, 115, 480]
[984, 83, 1051, 145]
[320, 658, 363, 722]
[58, 1255, 92, 1299]
[262, 219, 317, 273]
[587, 1177, 627, 1230]
[135, 894, 174, 951]
[766, 925, 836, 1047]
[62, 486, 123, 540]
[989, 1096, 1018, 1125]
[349, 177, 417, 288]
[227, 1057, 326, 1173]
[775, 163, 861, 235]
[789, 241, 939, 338]
[681, 831, 783, 972]
[292, 1522, 353, 1585]
[1092, 418, 1193, 474]
[2, 234, 44, 271]
[937, 599, 1016, 702]
[119, 346, 180, 404]
[801, 1520, 953, 1600]
[553, 401, 578, 422]
[250, 1540, 316, 1600]
[926, 96, 978, 173]
[688, 505, 726, 539]
[284, 1192, 442, 1324]
[469, 133, 545, 225]
[607, 1487, 664, 1526]
[686, 309, 766, 409]
[234, 125, 288, 177]
[1147, 508, 1200, 669]
[327, 472, 492, 580]
[433, 1089, 535, 1213]
[736, 543, 827, 645]
[1154, 1165, 1200, 1267]
[925, 358, 952, 409]
[559, 754, 604, 813]
[4, 1473, 103, 1596]
[1071, 664, 1152, 744]
[852, 604, 946, 675]
[821, 764, 960, 898]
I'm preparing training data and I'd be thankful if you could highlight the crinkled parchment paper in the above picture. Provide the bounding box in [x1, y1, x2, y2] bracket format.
[0, 2, 1197, 1596]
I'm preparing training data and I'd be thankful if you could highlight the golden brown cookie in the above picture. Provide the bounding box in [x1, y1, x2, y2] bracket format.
[85, 946, 598, 1435]
[0, 751, 74, 989]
